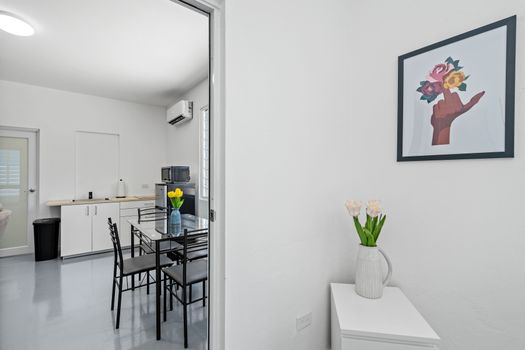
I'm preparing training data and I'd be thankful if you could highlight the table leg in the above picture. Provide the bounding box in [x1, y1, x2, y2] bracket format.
[156, 240, 161, 340]
[131, 224, 135, 290]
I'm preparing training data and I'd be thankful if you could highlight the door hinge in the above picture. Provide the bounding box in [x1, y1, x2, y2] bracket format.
[209, 209, 216, 222]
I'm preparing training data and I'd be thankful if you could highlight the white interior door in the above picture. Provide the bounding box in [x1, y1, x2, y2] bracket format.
[0, 128, 37, 257]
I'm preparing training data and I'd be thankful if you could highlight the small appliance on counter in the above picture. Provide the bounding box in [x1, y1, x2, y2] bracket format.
[161, 166, 190, 183]
[116, 179, 127, 198]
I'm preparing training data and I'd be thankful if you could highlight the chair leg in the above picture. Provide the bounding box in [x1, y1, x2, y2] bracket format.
[183, 287, 188, 348]
[189, 284, 192, 303]
[163, 275, 167, 322]
[203, 281, 206, 307]
[138, 248, 142, 286]
[170, 278, 173, 311]
[111, 264, 117, 310]
[116, 275, 123, 329]
[147, 272, 150, 295]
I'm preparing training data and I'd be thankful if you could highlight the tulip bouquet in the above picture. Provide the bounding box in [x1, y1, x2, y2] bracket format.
[417, 57, 469, 104]
[167, 188, 184, 209]
[345, 200, 386, 247]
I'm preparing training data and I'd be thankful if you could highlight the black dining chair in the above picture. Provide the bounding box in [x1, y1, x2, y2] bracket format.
[162, 228, 208, 348]
[165, 212, 208, 263]
[133, 207, 168, 290]
[108, 217, 172, 329]
[137, 207, 167, 255]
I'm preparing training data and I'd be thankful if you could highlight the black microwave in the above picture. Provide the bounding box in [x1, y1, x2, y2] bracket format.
[161, 166, 190, 183]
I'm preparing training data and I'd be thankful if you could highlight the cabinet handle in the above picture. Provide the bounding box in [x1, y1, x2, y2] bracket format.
[86, 206, 89, 216]
[95, 205, 98, 215]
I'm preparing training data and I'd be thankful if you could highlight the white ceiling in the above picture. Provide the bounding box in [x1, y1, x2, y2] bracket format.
[0, 0, 208, 107]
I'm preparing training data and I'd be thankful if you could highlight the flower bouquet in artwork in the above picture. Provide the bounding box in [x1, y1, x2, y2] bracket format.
[416, 57, 485, 145]
[345, 200, 392, 299]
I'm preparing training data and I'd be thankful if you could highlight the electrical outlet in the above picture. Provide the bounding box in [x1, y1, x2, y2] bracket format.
[296, 312, 312, 331]
[141, 184, 149, 189]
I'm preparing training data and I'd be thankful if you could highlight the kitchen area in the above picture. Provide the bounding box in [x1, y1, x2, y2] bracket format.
[45, 165, 205, 259]
[0, 1, 211, 349]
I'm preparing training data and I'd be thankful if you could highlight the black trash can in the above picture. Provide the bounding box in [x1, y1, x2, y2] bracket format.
[33, 218, 60, 261]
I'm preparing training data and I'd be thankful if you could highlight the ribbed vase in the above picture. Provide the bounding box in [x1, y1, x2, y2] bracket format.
[355, 245, 389, 299]
[169, 209, 182, 236]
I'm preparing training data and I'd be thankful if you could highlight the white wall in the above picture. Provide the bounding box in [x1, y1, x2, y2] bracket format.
[224, 1, 355, 349]
[0, 80, 167, 218]
[223, 1, 525, 350]
[166, 78, 209, 218]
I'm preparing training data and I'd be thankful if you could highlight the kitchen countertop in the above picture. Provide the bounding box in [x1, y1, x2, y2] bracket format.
[46, 195, 155, 207]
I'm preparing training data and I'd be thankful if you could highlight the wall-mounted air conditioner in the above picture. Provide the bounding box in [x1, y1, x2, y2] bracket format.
[167, 100, 193, 125]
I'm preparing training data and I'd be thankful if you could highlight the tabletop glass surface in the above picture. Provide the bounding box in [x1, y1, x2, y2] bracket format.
[127, 214, 208, 241]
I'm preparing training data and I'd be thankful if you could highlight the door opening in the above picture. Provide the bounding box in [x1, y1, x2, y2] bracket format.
[0, 127, 38, 257]
[170, 1, 225, 349]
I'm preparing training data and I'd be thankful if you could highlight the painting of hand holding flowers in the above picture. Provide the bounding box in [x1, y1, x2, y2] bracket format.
[417, 57, 485, 145]
[398, 16, 515, 161]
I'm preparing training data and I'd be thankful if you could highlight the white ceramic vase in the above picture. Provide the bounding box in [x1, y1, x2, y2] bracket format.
[355, 244, 392, 299]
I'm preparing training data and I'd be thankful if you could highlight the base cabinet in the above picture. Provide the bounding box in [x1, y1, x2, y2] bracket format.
[60, 203, 119, 257]
[92, 203, 119, 251]
[61, 205, 92, 257]
[331, 284, 440, 350]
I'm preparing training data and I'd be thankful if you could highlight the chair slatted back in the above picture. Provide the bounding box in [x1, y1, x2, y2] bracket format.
[182, 228, 209, 287]
[138, 207, 167, 224]
[108, 218, 124, 269]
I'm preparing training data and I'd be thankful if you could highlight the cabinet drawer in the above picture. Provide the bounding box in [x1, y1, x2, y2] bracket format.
[120, 208, 141, 217]
[342, 337, 439, 349]
[120, 200, 155, 210]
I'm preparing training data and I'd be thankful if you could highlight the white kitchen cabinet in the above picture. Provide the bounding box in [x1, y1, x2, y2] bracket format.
[60, 202, 120, 257]
[331, 283, 440, 350]
[61, 205, 92, 257]
[91, 203, 119, 252]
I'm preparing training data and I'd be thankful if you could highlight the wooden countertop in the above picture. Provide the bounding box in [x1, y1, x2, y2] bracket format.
[46, 195, 155, 207]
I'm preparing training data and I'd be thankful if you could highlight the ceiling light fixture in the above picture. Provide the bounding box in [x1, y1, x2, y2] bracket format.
[0, 11, 35, 36]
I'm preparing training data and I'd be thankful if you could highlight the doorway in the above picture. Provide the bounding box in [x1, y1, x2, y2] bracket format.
[170, 1, 226, 349]
[0, 127, 38, 257]
[0, 0, 226, 348]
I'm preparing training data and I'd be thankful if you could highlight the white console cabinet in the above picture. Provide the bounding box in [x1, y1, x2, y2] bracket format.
[61, 202, 119, 257]
[331, 283, 440, 350]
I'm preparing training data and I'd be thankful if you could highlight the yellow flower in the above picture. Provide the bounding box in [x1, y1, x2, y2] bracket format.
[173, 188, 184, 198]
[167, 191, 176, 198]
[443, 71, 465, 89]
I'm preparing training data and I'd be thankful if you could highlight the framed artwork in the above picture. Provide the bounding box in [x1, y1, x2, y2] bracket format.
[397, 16, 516, 161]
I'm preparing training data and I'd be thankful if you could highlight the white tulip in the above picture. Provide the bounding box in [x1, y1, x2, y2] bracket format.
[345, 200, 362, 217]
[366, 200, 382, 218]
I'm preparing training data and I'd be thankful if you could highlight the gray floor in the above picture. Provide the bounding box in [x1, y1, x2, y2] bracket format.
[0, 252, 207, 350]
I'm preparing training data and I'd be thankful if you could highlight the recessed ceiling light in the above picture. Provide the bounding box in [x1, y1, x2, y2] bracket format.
[0, 11, 35, 36]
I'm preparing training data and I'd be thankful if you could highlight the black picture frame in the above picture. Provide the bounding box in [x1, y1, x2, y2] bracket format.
[397, 16, 516, 162]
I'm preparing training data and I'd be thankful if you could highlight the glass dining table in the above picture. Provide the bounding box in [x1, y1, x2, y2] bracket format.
[127, 214, 208, 340]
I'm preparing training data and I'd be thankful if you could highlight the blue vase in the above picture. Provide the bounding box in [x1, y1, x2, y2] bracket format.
[169, 209, 182, 235]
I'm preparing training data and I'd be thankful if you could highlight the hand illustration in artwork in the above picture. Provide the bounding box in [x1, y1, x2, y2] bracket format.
[431, 89, 485, 145]
[417, 57, 485, 145]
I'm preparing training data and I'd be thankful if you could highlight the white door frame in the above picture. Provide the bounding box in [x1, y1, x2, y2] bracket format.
[170, 1, 225, 349]
[0, 126, 39, 257]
